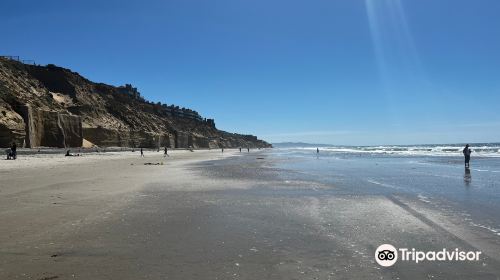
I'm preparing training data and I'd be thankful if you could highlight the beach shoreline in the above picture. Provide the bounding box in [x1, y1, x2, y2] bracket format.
[2, 149, 500, 279]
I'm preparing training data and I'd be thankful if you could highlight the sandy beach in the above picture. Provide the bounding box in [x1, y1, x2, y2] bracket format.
[0, 149, 247, 279]
[2, 149, 500, 279]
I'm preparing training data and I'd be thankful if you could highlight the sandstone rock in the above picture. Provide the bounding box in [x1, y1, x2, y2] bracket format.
[19, 105, 82, 148]
[82, 127, 127, 147]
[191, 135, 210, 148]
[59, 113, 83, 147]
[174, 131, 190, 148]
[0, 103, 25, 147]
[157, 133, 175, 148]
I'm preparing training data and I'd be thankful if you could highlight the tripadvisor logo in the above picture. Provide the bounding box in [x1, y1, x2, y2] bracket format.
[375, 244, 482, 267]
[375, 244, 398, 267]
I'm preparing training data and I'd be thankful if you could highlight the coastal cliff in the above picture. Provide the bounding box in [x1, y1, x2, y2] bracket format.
[0, 57, 271, 149]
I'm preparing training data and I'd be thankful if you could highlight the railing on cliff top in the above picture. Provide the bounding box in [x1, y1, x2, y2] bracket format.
[0, 56, 37, 65]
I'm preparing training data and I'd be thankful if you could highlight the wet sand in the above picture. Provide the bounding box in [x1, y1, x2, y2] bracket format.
[1, 150, 500, 279]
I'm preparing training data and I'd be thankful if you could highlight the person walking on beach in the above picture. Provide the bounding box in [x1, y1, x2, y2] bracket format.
[164, 146, 168, 157]
[6, 146, 15, 160]
[239, 147, 241, 152]
[317, 148, 319, 154]
[140, 148, 144, 157]
[11, 142, 17, 160]
[222, 147, 224, 153]
[463, 144, 472, 168]
[247, 147, 250, 153]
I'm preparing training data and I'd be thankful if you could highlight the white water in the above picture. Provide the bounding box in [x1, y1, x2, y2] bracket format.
[288, 143, 500, 157]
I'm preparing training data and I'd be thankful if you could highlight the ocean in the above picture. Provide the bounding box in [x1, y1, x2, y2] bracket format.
[268, 143, 500, 237]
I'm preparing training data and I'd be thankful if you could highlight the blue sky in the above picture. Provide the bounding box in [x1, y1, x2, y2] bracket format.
[2, 0, 500, 145]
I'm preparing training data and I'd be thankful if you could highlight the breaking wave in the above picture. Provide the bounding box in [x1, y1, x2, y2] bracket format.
[283, 143, 500, 157]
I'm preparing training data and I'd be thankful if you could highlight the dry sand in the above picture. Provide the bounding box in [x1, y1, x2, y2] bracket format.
[0, 150, 248, 279]
[2, 149, 500, 279]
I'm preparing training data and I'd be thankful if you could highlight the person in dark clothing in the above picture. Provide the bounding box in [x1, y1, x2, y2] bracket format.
[247, 147, 250, 153]
[463, 144, 472, 168]
[6, 149, 13, 160]
[140, 148, 144, 157]
[239, 147, 241, 152]
[11, 143, 17, 160]
[164, 146, 168, 157]
[222, 147, 224, 153]
[317, 148, 319, 154]
[65, 150, 80, 156]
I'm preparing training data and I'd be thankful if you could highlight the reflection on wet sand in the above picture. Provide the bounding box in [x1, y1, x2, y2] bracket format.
[464, 167, 472, 186]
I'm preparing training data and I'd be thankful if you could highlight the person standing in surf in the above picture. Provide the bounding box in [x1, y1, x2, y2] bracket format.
[463, 144, 472, 168]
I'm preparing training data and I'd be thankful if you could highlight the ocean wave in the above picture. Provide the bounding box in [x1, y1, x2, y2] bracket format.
[279, 143, 500, 157]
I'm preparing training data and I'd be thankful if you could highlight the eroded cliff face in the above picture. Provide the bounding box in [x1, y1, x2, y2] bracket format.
[0, 104, 25, 147]
[0, 58, 271, 149]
